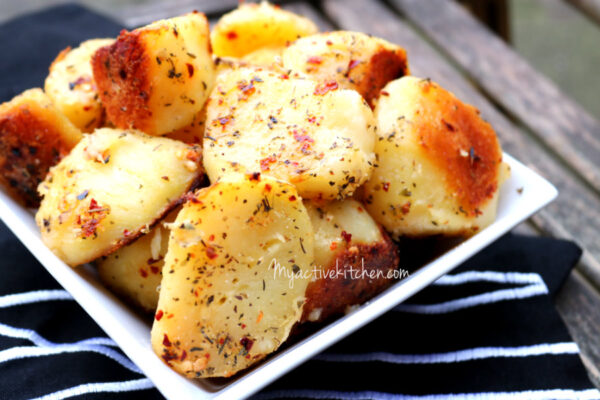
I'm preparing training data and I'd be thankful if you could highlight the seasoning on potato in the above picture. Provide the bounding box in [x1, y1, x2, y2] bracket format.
[45, 38, 114, 132]
[203, 67, 376, 201]
[363, 76, 510, 238]
[92, 12, 215, 136]
[211, 1, 318, 58]
[283, 31, 409, 108]
[151, 173, 313, 378]
[35, 128, 204, 266]
[0, 88, 82, 207]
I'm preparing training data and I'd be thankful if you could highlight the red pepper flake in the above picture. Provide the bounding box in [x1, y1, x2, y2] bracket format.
[314, 80, 338, 95]
[348, 59, 360, 71]
[289, 195, 297, 201]
[341, 230, 352, 243]
[326, 40, 333, 46]
[155, 310, 164, 321]
[307, 116, 317, 124]
[357, 206, 364, 213]
[256, 310, 263, 323]
[260, 155, 277, 171]
[88, 198, 102, 212]
[163, 334, 172, 347]
[226, 31, 238, 40]
[307, 56, 322, 65]
[186, 63, 194, 78]
[382, 182, 390, 192]
[279, 74, 289, 80]
[240, 336, 254, 352]
[249, 172, 261, 181]
[161, 176, 169, 181]
[330, 241, 338, 251]
[217, 116, 232, 131]
[401, 202, 411, 215]
[293, 130, 314, 144]
[150, 266, 160, 274]
[139, 268, 148, 278]
[241, 323, 246, 329]
[123, 229, 130, 236]
[264, 183, 272, 192]
[237, 80, 255, 98]
[206, 246, 218, 260]
[180, 350, 187, 361]
[83, 105, 92, 111]
[380, 90, 390, 96]
[208, 234, 215, 241]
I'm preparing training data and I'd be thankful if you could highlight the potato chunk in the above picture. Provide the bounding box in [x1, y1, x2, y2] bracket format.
[0, 88, 82, 207]
[203, 67, 375, 200]
[282, 31, 409, 107]
[302, 199, 398, 322]
[92, 12, 215, 135]
[97, 208, 179, 313]
[151, 174, 313, 378]
[45, 39, 114, 132]
[35, 128, 204, 266]
[211, 2, 317, 58]
[363, 77, 509, 238]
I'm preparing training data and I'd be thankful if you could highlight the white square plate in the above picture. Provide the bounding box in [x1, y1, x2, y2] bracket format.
[0, 152, 557, 399]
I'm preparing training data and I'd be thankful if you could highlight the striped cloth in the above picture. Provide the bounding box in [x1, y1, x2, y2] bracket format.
[1, 217, 597, 399]
[1, 5, 599, 400]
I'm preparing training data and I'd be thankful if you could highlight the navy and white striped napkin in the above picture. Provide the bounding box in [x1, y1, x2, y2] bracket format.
[1, 5, 599, 400]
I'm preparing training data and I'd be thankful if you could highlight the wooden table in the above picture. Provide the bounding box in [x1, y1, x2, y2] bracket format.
[2, 0, 600, 390]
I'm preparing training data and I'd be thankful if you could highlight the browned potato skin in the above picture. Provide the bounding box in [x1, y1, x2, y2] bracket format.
[283, 32, 409, 108]
[301, 227, 398, 323]
[0, 88, 82, 207]
[92, 13, 214, 136]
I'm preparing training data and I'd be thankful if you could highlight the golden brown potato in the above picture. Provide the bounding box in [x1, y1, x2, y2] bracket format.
[45, 39, 114, 132]
[203, 67, 375, 201]
[211, 2, 317, 58]
[35, 128, 204, 266]
[282, 31, 409, 107]
[363, 76, 510, 238]
[97, 208, 179, 313]
[302, 199, 399, 322]
[151, 173, 313, 378]
[0, 88, 82, 207]
[92, 12, 215, 136]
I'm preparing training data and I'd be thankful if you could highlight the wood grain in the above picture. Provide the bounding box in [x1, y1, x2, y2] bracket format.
[320, 0, 600, 289]
[567, 0, 600, 25]
[556, 269, 600, 388]
[389, 0, 600, 195]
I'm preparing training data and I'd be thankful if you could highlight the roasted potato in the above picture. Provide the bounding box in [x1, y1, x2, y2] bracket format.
[151, 173, 313, 378]
[211, 2, 317, 58]
[162, 107, 206, 145]
[242, 46, 284, 68]
[203, 67, 376, 201]
[363, 76, 509, 238]
[45, 39, 114, 132]
[35, 128, 204, 266]
[97, 208, 179, 313]
[0, 88, 82, 207]
[92, 12, 215, 136]
[302, 199, 399, 322]
[282, 31, 409, 107]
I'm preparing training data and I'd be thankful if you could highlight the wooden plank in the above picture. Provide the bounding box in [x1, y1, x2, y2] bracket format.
[556, 269, 600, 388]
[388, 0, 600, 196]
[567, 0, 600, 25]
[319, 0, 600, 289]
